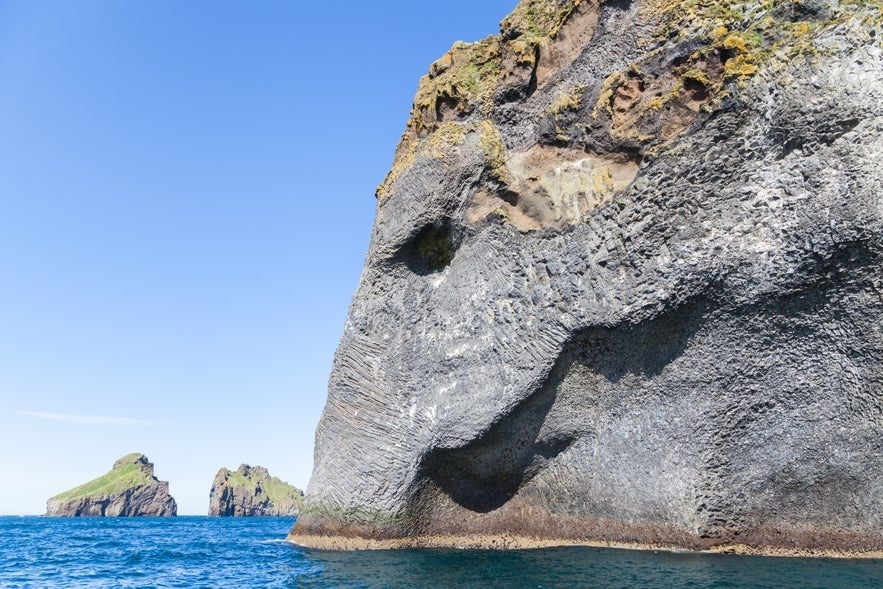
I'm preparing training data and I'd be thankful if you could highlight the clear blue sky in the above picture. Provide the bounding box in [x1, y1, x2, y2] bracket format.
[0, 0, 516, 515]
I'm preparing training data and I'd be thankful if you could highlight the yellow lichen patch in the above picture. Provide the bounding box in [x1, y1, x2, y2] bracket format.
[642, 0, 746, 44]
[646, 96, 666, 111]
[682, 68, 713, 88]
[589, 45, 730, 149]
[590, 167, 616, 199]
[723, 54, 758, 79]
[643, 0, 883, 88]
[380, 0, 882, 205]
[491, 206, 510, 223]
[379, 1, 601, 200]
[478, 120, 511, 185]
[410, 36, 502, 135]
[407, 0, 594, 138]
[378, 32, 503, 199]
[508, 38, 540, 68]
[547, 85, 585, 143]
[428, 122, 468, 159]
[645, 0, 764, 81]
[377, 118, 512, 199]
[376, 123, 469, 198]
[723, 33, 750, 53]
[711, 25, 729, 41]
[500, 0, 584, 40]
[549, 85, 584, 115]
[592, 71, 625, 120]
[376, 137, 419, 199]
[791, 21, 811, 37]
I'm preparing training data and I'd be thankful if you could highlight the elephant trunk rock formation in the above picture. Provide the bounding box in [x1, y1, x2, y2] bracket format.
[290, 0, 883, 556]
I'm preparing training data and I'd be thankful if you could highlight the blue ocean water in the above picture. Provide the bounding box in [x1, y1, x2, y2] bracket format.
[1, 517, 881, 588]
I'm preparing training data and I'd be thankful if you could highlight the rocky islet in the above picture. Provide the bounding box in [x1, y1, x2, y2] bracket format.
[46, 455, 303, 518]
[46, 453, 177, 517]
[208, 464, 304, 516]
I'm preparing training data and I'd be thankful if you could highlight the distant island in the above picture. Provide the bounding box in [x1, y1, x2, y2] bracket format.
[208, 464, 303, 516]
[46, 453, 177, 517]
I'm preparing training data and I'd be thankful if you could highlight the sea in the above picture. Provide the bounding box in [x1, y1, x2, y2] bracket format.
[1, 517, 881, 588]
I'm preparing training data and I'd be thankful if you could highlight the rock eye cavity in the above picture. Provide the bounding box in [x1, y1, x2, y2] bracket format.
[403, 222, 457, 275]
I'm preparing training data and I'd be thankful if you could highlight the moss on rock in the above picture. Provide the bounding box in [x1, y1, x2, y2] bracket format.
[377, 0, 588, 199]
[209, 464, 303, 516]
[51, 453, 155, 501]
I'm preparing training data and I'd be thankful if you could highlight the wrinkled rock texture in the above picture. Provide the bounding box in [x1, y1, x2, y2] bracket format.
[290, 0, 883, 555]
[46, 453, 177, 517]
[209, 464, 303, 516]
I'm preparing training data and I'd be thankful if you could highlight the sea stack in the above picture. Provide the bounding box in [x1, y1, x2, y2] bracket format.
[46, 453, 177, 516]
[208, 464, 303, 516]
[290, 0, 883, 555]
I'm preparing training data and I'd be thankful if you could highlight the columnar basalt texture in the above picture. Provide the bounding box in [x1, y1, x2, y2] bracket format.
[290, 0, 883, 555]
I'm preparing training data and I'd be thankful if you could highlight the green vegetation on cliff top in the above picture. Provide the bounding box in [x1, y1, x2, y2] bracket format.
[380, 0, 883, 198]
[500, 0, 582, 39]
[51, 453, 156, 501]
[224, 467, 303, 508]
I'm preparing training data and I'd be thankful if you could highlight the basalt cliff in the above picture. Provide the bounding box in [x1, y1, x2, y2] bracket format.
[46, 453, 177, 517]
[289, 0, 883, 556]
[208, 464, 303, 516]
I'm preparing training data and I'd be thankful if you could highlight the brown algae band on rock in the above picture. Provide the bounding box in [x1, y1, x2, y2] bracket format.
[285, 533, 883, 559]
[46, 453, 177, 517]
[208, 464, 304, 516]
[291, 0, 883, 556]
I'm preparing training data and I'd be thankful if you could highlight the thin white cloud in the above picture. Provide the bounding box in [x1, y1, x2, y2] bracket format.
[17, 410, 159, 427]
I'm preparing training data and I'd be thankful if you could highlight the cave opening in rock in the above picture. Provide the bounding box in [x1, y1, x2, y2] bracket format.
[403, 222, 457, 275]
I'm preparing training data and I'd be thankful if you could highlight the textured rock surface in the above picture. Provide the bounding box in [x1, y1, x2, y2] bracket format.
[209, 464, 303, 516]
[46, 453, 177, 517]
[290, 0, 883, 555]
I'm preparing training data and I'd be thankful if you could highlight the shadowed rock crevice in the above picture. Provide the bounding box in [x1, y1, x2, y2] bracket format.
[399, 221, 459, 275]
[420, 375, 570, 513]
[604, 0, 632, 10]
[774, 115, 862, 159]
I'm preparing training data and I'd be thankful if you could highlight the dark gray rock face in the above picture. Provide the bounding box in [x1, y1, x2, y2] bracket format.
[46, 453, 177, 517]
[290, 0, 883, 555]
[208, 464, 303, 516]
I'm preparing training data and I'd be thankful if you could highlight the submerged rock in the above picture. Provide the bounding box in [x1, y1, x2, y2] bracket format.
[46, 453, 177, 517]
[208, 464, 303, 516]
[290, 0, 883, 555]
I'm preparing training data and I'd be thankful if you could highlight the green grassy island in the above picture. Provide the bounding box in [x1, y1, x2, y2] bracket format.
[46, 453, 177, 516]
[208, 464, 303, 516]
